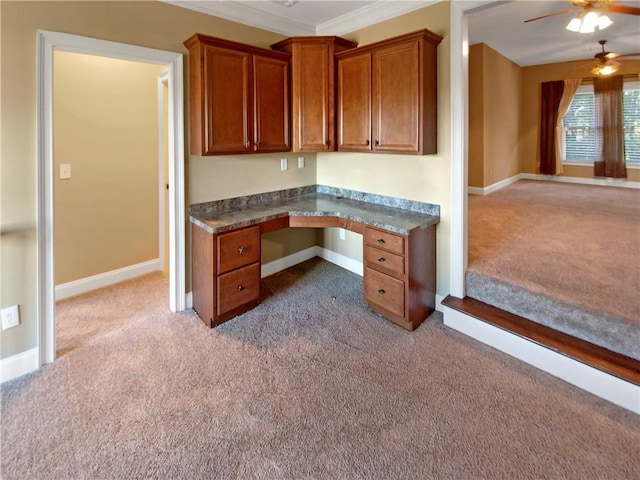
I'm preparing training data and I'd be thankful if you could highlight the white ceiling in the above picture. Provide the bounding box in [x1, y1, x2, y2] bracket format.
[167, 0, 640, 66]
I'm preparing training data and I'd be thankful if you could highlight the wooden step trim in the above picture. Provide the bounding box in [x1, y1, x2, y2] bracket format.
[442, 295, 640, 386]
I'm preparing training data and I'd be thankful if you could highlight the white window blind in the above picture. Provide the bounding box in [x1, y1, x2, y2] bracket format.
[563, 81, 640, 165]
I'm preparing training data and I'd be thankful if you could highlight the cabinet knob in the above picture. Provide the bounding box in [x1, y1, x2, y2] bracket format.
[377, 238, 386, 244]
[374, 140, 379, 147]
[378, 257, 386, 262]
[377, 289, 386, 295]
[365, 139, 370, 146]
[238, 285, 245, 291]
[238, 246, 244, 255]
[245, 141, 250, 149]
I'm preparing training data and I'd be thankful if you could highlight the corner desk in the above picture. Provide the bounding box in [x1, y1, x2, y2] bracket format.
[189, 186, 439, 331]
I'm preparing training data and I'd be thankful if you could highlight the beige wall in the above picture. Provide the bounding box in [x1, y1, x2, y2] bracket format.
[521, 58, 640, 181]
[54, 51, 166, 285]
[468, 43, 521, 188]
[317, 1, 452, 299]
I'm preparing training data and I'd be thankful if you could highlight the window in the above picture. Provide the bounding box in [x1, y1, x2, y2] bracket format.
[563, 81, 640, 165]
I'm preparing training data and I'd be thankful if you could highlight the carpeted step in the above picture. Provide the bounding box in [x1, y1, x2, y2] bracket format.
[465, 269, 640, 361]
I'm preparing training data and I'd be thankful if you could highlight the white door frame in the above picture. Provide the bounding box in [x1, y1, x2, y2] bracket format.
[36, 30, 186, 365]
[450, 0, 496, 298]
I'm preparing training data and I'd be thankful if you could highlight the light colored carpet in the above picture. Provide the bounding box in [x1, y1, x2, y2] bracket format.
[1, 259, 639, 479]
[467, 180, 640, 359]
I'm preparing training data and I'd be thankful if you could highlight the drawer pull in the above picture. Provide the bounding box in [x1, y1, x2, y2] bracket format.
[378, 257, 386, 262]
[377, 289, 386, 295]
[238, 246, 244, 255]
[377, 238, 385, 244]
[238, 285, 245, 291]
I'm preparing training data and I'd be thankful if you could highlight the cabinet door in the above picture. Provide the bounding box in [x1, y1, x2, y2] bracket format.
[294, 43, 332, 151]
[203, 45, 253, 154]
[253, 55, 290, 153]
[372, 39, 420, 154]
[337, 52, 372, 152]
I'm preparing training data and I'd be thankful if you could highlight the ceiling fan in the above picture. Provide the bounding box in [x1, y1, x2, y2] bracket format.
[524, 0, 640, 32]
[588, 39, 640, 75]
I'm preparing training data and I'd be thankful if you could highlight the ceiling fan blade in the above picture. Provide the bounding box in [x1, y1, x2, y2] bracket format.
[603, 5, 640, 15]
[524, 6, 579, 23]
[615, 53, 640, 59]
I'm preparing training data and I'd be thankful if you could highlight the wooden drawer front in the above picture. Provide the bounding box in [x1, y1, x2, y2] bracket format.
[364, 245, 404, 277]
[364, 267, 404, 318]
[364, 227, 404, 255]
[217, 263, 260, 315]
[217, 226, 260, 274]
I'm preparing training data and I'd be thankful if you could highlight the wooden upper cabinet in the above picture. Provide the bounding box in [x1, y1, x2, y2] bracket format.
[272, 36, 357, 152]
[336, 29, 442, 155]
[253, 55, 290, 153]
[184, 34, 291, 155]
[337, 52, 372, 152]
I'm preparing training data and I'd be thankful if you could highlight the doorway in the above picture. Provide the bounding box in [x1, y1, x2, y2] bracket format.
[37, 31, 185, 366]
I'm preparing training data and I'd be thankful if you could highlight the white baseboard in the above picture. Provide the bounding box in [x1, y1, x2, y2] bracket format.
[316, 246, 364, 276]
[469, 174, 521, 196]
[442, 305, 640, 414]
[1, 347, 39, 383]
[520, 172, 640, 189]
[185, 291, 193, 310]
[55, 259, 161, 300]
[470, 173, 640, 196]
[261, 246, 319, 278]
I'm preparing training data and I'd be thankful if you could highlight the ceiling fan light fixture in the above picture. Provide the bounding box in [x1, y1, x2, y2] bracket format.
[565, 17, 582, 32]
[580, 11, 600, 33]
[565, 11, 613, 34]
[598, 14, 613, 30]
[592, 63, 618, 75]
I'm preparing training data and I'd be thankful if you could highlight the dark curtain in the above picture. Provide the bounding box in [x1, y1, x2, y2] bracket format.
[593, 75, 627, 178]
[539, 80, 564, 175]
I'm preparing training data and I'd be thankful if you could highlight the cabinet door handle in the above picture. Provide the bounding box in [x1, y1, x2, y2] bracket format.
[238, 246, 244, 255]
[378, 257, 386, 262]
[377, 238, 386, 244]
[374, 139, 379, 147]
[377, 289, 386, 295]
[365, 139, 370, 146]
[238, 285, 245, 291]
[245, 141, 251, 149]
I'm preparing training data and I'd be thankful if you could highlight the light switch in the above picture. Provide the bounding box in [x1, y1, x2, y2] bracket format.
[60, 164, 71, 180]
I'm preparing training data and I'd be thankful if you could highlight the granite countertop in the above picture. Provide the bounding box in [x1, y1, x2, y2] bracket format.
[189, 185, 440, 235]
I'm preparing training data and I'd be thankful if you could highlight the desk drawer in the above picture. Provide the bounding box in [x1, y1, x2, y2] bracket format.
[364, 227, 405, 255]
[364, 245, 405, 277]
[217, 226, 260, 274]
[364, 267, 404, 318]
[217, 263, 260, 316]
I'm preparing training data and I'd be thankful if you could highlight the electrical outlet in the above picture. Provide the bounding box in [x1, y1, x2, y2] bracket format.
[297, 156, 305, 169]
[280, 158, 288, 171]
[339, 228, 346, 240]
[1, 305, 20, 330]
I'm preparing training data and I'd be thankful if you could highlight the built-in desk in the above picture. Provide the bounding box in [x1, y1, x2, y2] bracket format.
[189, 186, 439, 331]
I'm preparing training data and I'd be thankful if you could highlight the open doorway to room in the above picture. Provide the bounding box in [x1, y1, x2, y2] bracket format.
[52, 52, 169, 356]
[37, 31, 185, 366]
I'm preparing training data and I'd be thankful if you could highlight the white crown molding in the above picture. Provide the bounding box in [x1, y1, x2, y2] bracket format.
[316, 0, 439, 36]
[163, 1, 438, 37]
[163, 1, 315, 36]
